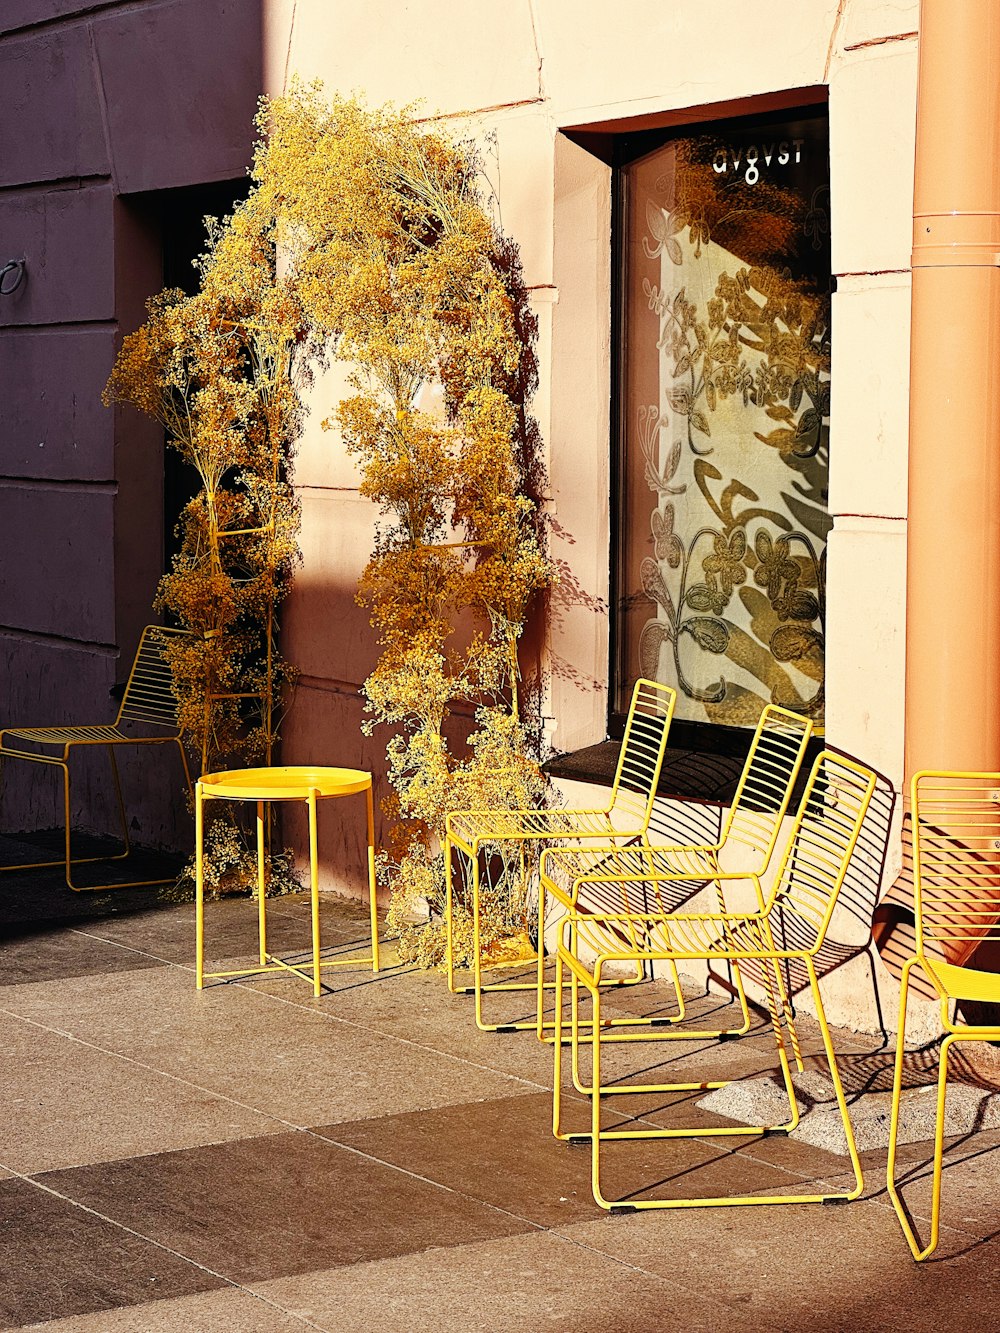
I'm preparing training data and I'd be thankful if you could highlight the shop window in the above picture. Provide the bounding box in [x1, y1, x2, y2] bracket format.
[610, 107, 831, 742]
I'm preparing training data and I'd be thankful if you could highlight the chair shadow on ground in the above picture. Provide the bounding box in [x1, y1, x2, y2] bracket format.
[0, 828, 187, 939]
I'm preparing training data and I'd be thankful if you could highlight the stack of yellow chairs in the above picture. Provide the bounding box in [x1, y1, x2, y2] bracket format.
[445, 678, 676, 1032]
[887, 769, 1000, 1259]
[539, 704, 813, 1042]
[551, 749, 877, 1212]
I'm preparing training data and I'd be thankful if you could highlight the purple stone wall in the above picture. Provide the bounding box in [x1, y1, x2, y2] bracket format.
[0, 0, 262, 847]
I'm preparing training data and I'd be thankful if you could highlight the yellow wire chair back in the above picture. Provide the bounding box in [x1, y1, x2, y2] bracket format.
[566, 750, 877, 967]
[540, 702, 812, 920]
[911, 770, 1000, 970]
[116, 625, 190, 730]
[0, 623, 193, 893]
[606, 678, 677, 832]
[763, 750, 878, 952]
[717, 704, 814, 868]
[887, 771, 1000, 1260]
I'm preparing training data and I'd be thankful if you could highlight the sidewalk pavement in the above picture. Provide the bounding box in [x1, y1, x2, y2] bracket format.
[1, 846, 999, 1333]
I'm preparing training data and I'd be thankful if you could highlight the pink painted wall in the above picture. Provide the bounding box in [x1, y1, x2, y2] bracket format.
[0, 0, 262, 845]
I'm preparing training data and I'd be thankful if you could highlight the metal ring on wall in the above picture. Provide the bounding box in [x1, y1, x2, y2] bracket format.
[0, 260, 26, 295]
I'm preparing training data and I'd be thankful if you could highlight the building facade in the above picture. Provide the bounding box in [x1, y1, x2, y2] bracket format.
[1, 0, 926, 1029]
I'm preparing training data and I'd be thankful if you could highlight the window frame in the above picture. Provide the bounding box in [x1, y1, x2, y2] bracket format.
[607, 103, 832, 751]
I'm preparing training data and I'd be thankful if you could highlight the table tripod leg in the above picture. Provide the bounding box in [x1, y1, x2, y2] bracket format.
[195, 784, 205, 989]
[308, 790, 321, 997]
[366, 785, 380, 972]
[257, 800, 267, 965]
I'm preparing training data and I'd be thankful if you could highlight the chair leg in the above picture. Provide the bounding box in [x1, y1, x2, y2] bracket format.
[445, 836, 461, 995]
[106, 746, 132, 859]
[805, 955, 864, 1201]
[591, 981, 607, 1204]
[472, 851, 488, 1030]
[62, 758, 73, 890]
[924, 1032, 954, 1258]
[173, 736, 193, 800]
[552, 949, 569, 1140]
[2, 738, 188, 892]
[65, 744, 184, 892]
[536, 868, 548, 1041]
[573, 954, 851, 1211]
[887, 959, 947, 1260]
[62, 749, 133, 889]
[0, 755, 125, 884]
[759, 916, 804, 1073]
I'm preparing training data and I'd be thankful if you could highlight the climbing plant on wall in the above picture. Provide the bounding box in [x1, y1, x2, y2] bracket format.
[106, 85, 551, 946]
[258, 87, 551, 966]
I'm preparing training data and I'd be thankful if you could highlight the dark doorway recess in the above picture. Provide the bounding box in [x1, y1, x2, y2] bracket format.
[130, 178, 253, 573]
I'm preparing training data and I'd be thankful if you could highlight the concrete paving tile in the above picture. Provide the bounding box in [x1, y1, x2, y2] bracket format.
[73, 894, 363, 969]
[0, 1011, 288, 1174]
[732, 1127, 853, 1179]
[40, 1131, 532, 1286]
[0, 966, 536, 1128]
[0, 924, 164, 988]
[252, 1227, 783, 1333]
[0, 1177, 222, 1331]
[822, 1131, 1000, 1243]
[560, 1030, 790, 1100]
[313, 1090, 752, 1226]
[554, 1198, 1000, 1333]
[12, 1287, 318, 1332]
[607, 1083, 788, 1145]
[242, 959, 559, 1088]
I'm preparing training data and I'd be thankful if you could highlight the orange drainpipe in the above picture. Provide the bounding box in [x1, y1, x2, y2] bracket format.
[875, 0, 1000, 979]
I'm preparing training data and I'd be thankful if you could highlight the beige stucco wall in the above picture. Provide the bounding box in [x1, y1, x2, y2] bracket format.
[269, 1, 922, 1030]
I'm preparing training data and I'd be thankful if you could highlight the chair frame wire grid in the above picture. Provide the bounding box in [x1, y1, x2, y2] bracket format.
[551, 749, 877, 1212]
[0, 625, 193, 891]
[538, 704, 813, 1050]
[444, 679, 677, 1035]
[886, 769, 1000, 1260]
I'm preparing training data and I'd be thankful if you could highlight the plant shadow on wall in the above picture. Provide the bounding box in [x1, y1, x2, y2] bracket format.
[632, 138, 830, 724]
[106, 84, 553, 950]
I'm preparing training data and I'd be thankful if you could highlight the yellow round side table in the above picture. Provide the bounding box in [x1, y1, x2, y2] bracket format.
[195, 766, 380, 996]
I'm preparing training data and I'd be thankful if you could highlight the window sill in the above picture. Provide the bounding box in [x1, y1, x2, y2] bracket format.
[544, 741, 746, 805]
[544, 729, 823, 806]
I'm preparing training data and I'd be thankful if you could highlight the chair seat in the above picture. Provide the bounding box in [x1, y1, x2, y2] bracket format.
[543, 841, 721, 909]
[923, 955, 1000, 1005]
[448, 807, 617, 848]
[3, 723, 129, 747]
[566, 908, 783, 978]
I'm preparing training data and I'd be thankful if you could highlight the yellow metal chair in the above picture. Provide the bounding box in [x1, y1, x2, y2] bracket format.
[551, 749, 877, 1212]
[0, 625, 193, 891]
[887, 770, 1000, 1260]
[445, 678, 677, 1032]
[539, 704, 813, 1042]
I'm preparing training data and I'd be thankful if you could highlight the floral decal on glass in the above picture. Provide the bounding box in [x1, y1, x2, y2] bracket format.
[618, 113, 831, 726]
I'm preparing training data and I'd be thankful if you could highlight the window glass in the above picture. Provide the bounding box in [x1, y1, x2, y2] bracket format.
[614, 110, 831, 729]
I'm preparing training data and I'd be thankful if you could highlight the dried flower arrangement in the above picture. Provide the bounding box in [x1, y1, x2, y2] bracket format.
[106, 85, 551, 939]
